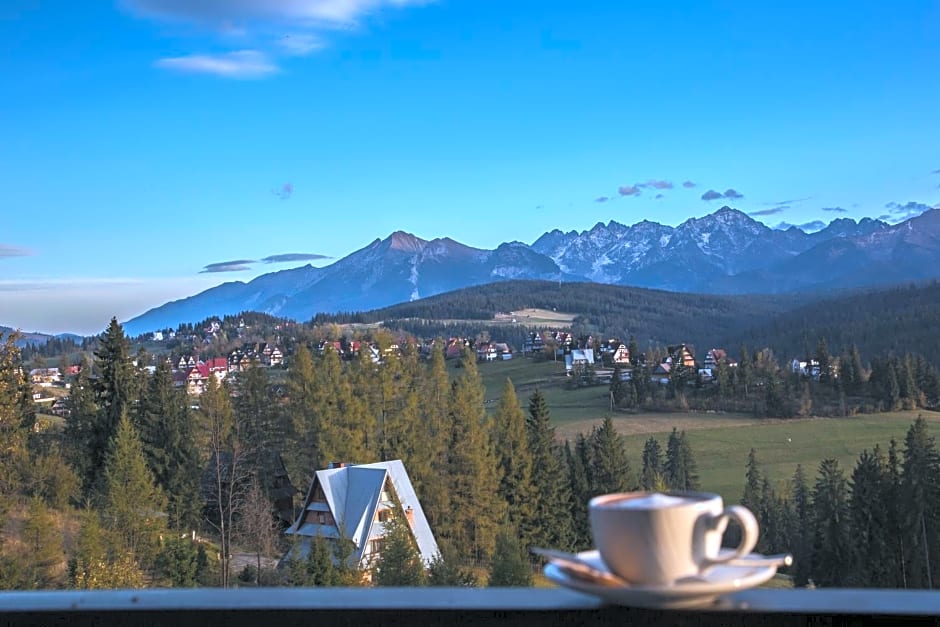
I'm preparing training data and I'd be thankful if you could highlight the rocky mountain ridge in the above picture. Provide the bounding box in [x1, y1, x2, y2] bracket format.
[121, 207, 940, 335]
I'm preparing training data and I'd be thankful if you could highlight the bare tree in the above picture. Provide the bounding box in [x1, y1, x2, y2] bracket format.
[238, 477, 279, 585]
[201, 377, 252, 588]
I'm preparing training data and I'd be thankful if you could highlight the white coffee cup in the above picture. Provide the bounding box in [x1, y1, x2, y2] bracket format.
[589, 491, 759, 586]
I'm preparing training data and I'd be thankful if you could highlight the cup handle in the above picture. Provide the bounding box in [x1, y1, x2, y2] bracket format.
[704, 505, 759, 566]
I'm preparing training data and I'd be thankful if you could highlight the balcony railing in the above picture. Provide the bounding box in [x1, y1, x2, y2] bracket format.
[1, 587, 939, 627]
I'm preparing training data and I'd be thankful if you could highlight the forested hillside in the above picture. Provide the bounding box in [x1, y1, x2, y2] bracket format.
[722, 281, 940, 367]
[314, 280, 809, 351]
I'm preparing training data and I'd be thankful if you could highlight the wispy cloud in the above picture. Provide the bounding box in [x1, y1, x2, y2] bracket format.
[126, 0, 435, 78]
[822, 206, 848, 213]
[654, 193, 665, 200]
[618, 185, 641, 197]
[261, 253, 330, 263]
[701, 189, 723, 201]
[764, 196, 811, 207]
[748, 208, 784, 217]
[594, 196, 610, 203]
[200, 259, 256, 273]
[932, 168, 940, 174]
[723, 188, 744, 200]
[155, 50, 278, 79]
[276, 33, 325, 56]
[0, 244, 33, 258]
[272, 182, 294, 200]
[645, 179, 673, 190]
[885, 201, 931, 222]
[773, 220, 826, 232]
[682, 181, 696, 189]
[125, 0, 433, 26]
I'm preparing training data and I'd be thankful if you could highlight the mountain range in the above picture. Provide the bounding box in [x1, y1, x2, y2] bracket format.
[123, 206, 940, 336]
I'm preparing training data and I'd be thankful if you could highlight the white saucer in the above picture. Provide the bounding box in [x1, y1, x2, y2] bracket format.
[543, 550, 780, 609]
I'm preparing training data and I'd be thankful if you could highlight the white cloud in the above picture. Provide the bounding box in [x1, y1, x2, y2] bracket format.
[0, 244, 33, 258]
[155, 50, 279, 78]
[125, 0, 434, 73]
[125, 0, 431, 27]
[277, 33, 325, 56]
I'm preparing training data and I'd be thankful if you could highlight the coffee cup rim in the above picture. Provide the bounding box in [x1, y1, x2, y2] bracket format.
[589, 490, 722, 509]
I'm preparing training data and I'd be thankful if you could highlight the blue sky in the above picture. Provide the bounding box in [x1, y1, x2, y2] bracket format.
[2, 0, 939, 334]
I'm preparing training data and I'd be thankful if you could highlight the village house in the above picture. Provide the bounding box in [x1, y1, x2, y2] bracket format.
[565, 348, 595, 374]
[29, 367, 61, 387]
[284, 460, 438, 575]
[699, 348, 736, 381]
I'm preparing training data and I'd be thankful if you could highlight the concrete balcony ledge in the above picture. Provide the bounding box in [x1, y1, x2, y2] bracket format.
[1, 587, 939, 627]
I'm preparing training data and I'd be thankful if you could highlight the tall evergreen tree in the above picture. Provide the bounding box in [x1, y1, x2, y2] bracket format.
[564, 439, 592, 550]
[0, 333, 31, 501]
[589, 416, 634, 494]
[738, 344, 753, 399]
[140, 360, 201, 529]
[372, 503, 427, 586]
[810, 458, 851, 587]
[285, 343, 320, 487]
[884, 439, 908, 588]
[848, 447, 892, 586]
[741, 449, 762, 513]
[62, 358, 97, 495]
[418, 342, 452, 535]
[101, 413, 168, 571]
[640, 436, 664, 491]
[493, 378, 537, 549]
[900, 417, 940, 588]
[790, 464, 814, 587]
[526, 389, 574, 551]
[443, 350, 505, 561]
[90, 318, 135, 497]
[487, 526, 533, 587]
[664, 428, 700, 491]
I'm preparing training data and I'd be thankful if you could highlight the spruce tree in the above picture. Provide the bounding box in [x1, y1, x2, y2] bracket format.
[418, 342, 452, 535]
[640, 436, 664, 490]
[900, 417, 940, 588]
[741, 448, 762, 513]
[848, 447, 892, 586]
[101, 413, 168, 571]
[493, 378, 537, 549]
[790, 464, 814, 586]
[810, 458, 850, 587]
[664, 428, 700, 491]
[140, 360, 201, 530]
[444, 350, 505, 561]
[0, 332, 31, 501]
[564, 439, 592, 550]
[589, 416, 634, 494]
[91, 318, 135, 496]
[487, 526, 533, 587]
[526, 389, 574, 551]
[62, 359, 97, 496]
[372, 504, 427, 586]
[286, 343, 320, 486]
[884, 439, 907, 587]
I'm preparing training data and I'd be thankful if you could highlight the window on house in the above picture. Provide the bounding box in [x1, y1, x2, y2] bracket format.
[377, 509, 391, 522]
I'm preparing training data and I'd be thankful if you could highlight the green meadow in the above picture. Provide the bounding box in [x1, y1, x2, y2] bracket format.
[475, 357, 940, 502]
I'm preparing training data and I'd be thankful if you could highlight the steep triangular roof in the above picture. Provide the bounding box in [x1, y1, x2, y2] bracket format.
[288, 460, 439, 567]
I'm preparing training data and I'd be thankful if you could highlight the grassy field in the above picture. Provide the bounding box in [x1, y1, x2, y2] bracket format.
[473, 357, 940, 503]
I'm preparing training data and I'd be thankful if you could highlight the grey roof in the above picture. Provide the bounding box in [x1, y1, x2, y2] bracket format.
[287, 460, 439, 567]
